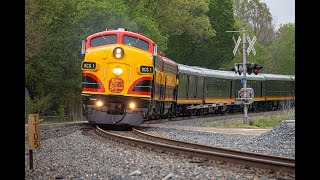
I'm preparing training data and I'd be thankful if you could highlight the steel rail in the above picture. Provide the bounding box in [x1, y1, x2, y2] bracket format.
[95, 126, 295, 174]
[132, 128, 295, 165]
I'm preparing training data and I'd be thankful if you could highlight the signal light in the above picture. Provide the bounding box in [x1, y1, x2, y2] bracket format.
[246, 63, 254, 75]
[253, 63, 262, 75]
[237, 64, 243, 75]
[229, 64, 243, 75]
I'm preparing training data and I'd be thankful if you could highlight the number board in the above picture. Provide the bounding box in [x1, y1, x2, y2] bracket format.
[82, 62, 96, 70]
[28, 114, 40, 150]
[140, 66, 153, 73]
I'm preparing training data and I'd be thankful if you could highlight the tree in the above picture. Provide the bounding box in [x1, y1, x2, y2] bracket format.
[165, 33, 197, 65]
[202, 0, 237, 69]
[233, 0, 275, 46]
[26, 0, 187, 116]
[124, 0, 215, 45]
[25, 0, 138, 115]
[165, 0, 236, 70]
[266, 23, 295, 75]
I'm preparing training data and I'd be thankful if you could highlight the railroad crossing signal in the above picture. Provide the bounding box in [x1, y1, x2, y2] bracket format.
[226, 27, 257, 125]
[246, 35, 256, 56]
[233, 36, 241, 56]
[229, 63, 244, 75]
[246, 63, 254, 75]
[253, 63, 263, 75]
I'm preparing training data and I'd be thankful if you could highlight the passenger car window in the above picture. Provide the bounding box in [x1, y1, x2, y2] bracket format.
[90, 35, 117, 47]
[123, 36, 149, 51]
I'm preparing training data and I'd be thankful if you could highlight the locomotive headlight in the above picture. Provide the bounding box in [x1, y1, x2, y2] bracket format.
[113, 47, 124, 59]
[129, 102, 135, 109]
[96, 100, 103, 107]
[113, 66, 123, 76]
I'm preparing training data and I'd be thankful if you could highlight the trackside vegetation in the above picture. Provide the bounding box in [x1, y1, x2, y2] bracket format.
[204, 110, 295, 129]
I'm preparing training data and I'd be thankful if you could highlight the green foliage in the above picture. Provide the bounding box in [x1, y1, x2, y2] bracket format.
[233, 0, 275, 46]
[165, 33, 197, 64]
[57, 105, 66, 120]
[28, 94, 53, 115]
[129, 16, 168, 52]
[266, 23, 295, 75]
[124, 0, 214, 51]
[165, 0, 236, 69]
[26, 0, 137, 115]
[133, 0, 215, 39]
[249, 115, 293, 128]
[203, 0, 236, 69]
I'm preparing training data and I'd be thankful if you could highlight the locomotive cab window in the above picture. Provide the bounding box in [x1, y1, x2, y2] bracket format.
[90, 35, 117, 47]
[123, 36, 149, 51]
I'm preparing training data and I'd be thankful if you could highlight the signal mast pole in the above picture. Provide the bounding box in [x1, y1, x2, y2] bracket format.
[227, 23, 252, 125]
[242, 25, 249, 124]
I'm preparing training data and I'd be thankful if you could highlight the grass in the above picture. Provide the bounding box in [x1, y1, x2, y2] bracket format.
[248, 115, 293, 128]
[204, 111, 295, 129]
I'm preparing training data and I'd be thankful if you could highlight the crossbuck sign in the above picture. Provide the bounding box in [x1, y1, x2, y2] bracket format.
[233, 36, 241, 56]
[246, 35, 256, 56]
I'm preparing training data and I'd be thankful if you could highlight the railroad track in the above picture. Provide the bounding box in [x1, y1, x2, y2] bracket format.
[94, 126, 295, 175]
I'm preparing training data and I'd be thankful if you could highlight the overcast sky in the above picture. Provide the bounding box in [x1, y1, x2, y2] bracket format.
[260, 0, 295, 28]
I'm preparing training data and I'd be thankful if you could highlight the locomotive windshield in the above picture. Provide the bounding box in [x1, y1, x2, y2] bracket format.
[90, 34, 117, 47]
[123, 35, 149, 51]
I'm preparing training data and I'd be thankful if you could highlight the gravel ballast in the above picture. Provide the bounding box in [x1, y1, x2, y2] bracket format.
[143, 120, 295, 158]
[25, 119, 295, 179]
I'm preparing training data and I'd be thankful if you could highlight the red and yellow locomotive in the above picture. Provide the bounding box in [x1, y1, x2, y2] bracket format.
[81, 28, 295, 126]
[81, 28, 177, 125]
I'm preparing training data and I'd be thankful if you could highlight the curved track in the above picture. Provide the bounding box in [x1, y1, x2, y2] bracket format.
[94, 126, 295, 175]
